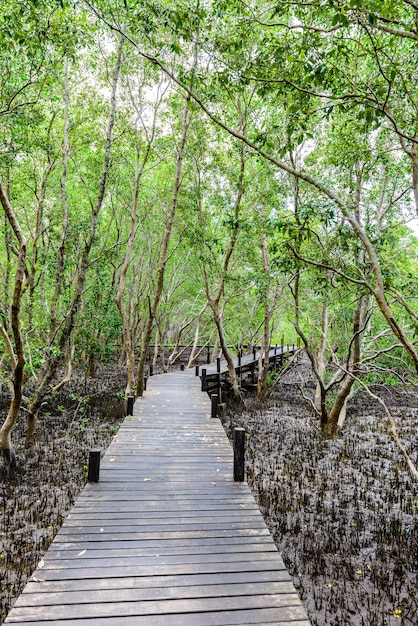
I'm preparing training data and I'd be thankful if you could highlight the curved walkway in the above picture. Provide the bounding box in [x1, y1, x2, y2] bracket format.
[5, 369, 310, 625]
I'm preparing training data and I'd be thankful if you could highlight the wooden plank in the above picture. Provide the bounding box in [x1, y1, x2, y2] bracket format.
[5, 615, 311, 626]
[45, 542, 278, 559]
[21, 570, 293, 594]
[13, 581, 298, 608]
[8, 594, 307, 621]
[16, 559, 288, 582]
[39, 551, 285, 570]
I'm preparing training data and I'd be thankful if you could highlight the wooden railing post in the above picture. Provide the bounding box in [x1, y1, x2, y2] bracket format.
[126, 395, 134, 416]
[207, 346, 210, 364]
[88, 449, 101, 483]
[211, 394, 219, 418]
[216, 357, 221, 373]
[149, 364, 153, 377]
[201, 368, 207, 392]
[144, 376, 147, 391]
[195, 365, 200, 376]
[234, 428, 246, 482]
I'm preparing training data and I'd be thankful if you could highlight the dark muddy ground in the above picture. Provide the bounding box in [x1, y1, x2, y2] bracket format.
[1, 358, 417, 625]
[222, 358, 418, 626]
[0, 365, 126, 624]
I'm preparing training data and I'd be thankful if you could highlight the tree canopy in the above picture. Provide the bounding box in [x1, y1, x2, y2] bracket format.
[1, 0, 418, 467]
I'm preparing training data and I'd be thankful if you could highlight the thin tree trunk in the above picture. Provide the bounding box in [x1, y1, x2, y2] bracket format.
[25, 37, 124, 447]
[115, 81, 157, 395]
[324, 296, 363, 437]
[187, 302, 208, 368]
[0, 183, 27, 471]
[314, 270, 331, 410]
[136, 49, 196, 395]
[257, 232, 271, 400]
[204, 138, 246, 398]
[115, 145, 142, 395]
[50, 56, 70, 342]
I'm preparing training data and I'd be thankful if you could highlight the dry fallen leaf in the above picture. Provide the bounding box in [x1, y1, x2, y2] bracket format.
[77, 550, 87, 557]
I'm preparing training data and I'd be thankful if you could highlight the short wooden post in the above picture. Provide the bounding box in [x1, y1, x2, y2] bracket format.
[251, 361, 256, 384]
[207, 346, 210, 364]
[88, 449, 101, 483]
[216, 357, 221, 373]
[149, 364, 153, 377]
[218, 373, 222, 403]
[252, 347, 256, 360]
[181, 363, 184, 371]
[126, 395, 134, 416]
[195, 365, 200, 376]
[211, 394, 219, 418]
[238, 352, 242, 367]
[201, 368, 207, 392]
[234, 428, 246, 482]
[144, 376, 147, 391]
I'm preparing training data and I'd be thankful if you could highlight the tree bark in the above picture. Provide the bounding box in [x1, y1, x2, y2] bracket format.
[25, 37, 124, 448]
[0, 183, 27, 471]
[187, 302, 208, 368]
[136, 50, 195, 396]
[50, 56, 70, 343]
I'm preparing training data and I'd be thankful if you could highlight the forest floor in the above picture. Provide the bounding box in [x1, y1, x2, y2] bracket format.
[222, 356, 418, 626]
[0, 358, 417, 625]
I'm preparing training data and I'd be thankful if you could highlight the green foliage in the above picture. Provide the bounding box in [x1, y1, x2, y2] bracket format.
[2, 0, 418, 407]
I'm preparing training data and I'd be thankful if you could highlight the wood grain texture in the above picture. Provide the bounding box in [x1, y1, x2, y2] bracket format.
[5, 366, 310, 626]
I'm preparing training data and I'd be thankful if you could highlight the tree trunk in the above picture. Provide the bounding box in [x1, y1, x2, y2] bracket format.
[136, 55, 195, 396]
[0, 183, 27, 472]
[314, 270, 331, 410]
[50, 56, 70, 343]
[203, 137, 246, 399]
[25, 37, 124, 447]
[323, 295, 365, 437]
[187, 303, 208, 368]
[257, 232, 271, 401]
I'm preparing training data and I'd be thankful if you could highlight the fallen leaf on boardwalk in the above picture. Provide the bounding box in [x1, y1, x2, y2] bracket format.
[38, 559, 45, 569]
[100, 528, 104, 533]
[211, 482, 217, 486]
[110, 458, 116, 462]
[144, 478, 152, 482]
[32, 577, 43, 583]
[123, 486, 129, 490]
[77, 550, 87, 557]
[240, 504, 246, 508]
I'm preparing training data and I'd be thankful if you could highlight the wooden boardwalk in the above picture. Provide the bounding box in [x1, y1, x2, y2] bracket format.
[5, 368, 310, 625]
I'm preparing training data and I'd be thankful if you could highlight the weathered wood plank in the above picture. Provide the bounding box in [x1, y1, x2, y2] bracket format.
[5, 615, 311, 626]
[16, 559, 288, 582]
[8, 594, 307, 621]
[13, 581, 298, 608]
[45, 541, 278, 559]
[21, 570, 293, 594]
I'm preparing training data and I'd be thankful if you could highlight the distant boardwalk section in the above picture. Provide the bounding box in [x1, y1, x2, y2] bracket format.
[5, 369, 311, 625]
